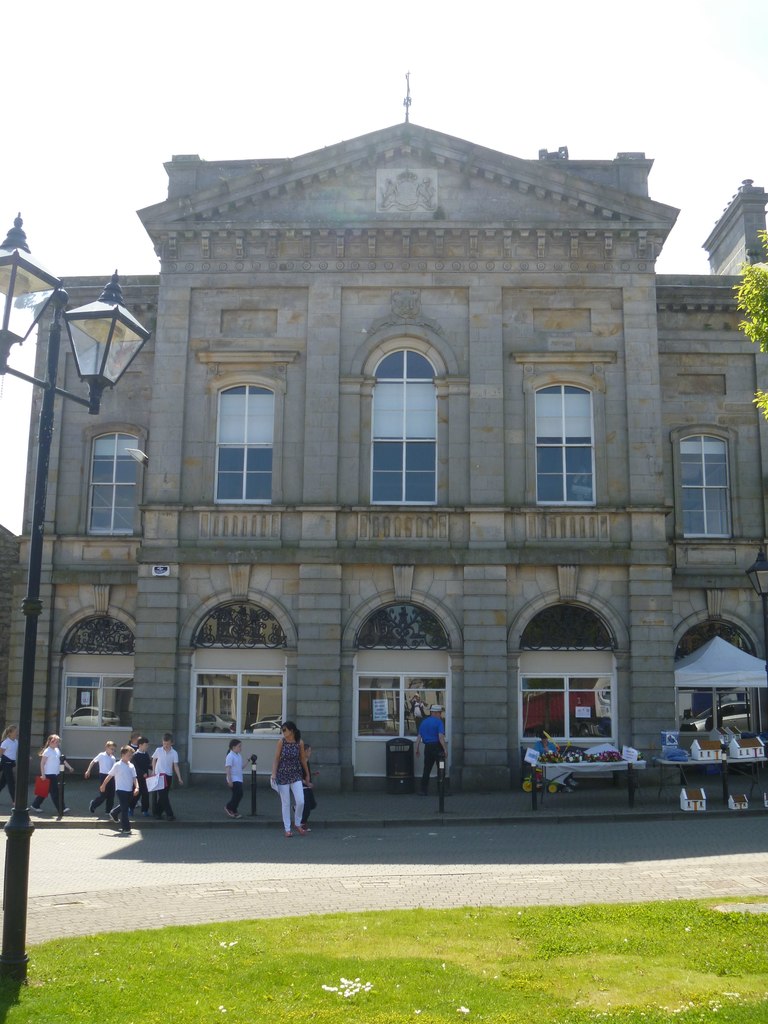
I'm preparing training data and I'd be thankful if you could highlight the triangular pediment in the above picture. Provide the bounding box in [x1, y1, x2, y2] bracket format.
[139, 123, 678, 239]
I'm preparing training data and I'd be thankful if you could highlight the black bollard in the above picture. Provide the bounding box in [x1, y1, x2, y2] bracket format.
[250, 754, 258, 816]
[437, 757, 445, 813]
[57, 760, 65, 821]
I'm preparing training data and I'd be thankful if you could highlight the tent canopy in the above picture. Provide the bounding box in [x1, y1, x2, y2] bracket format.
[674, 636, 767, 689]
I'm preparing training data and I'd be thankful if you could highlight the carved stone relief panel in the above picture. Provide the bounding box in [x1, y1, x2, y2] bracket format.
[376, 169, 438, 213]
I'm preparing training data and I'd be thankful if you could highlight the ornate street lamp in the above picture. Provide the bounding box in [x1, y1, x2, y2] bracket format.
[745, 548, 768, 688]
[0, 215, 150, 980]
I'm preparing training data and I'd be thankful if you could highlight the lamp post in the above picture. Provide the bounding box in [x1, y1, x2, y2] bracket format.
[0, 215, 150, 980]
[745, 549, 768, 692]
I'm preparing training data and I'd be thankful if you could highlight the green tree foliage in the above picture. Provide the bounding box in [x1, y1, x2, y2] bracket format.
[736, 230, 768, 416]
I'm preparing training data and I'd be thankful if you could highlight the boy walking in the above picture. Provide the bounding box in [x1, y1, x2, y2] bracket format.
[224, 738, 244, 818]
[129, 737, 152, 817]
[101, 745, 139, 834]
[152, 733, 183, 820]
[85, 741, 117, 815]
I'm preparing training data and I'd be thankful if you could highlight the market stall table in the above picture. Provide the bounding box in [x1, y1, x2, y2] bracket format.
[653, 754, 766, 804]
[530, 759, 646, 811]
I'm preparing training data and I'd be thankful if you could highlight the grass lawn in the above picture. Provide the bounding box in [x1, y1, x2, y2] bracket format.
[1, 900, 767, 1023]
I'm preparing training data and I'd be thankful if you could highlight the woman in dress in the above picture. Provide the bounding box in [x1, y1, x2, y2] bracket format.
[270, 721, 310, 837]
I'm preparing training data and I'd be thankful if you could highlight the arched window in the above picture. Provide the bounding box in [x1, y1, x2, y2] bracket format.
[88, 432, 139, 534]
[675, 621, 754, 660]
[216, 386, 274, 502]
[191, 602, 286, 737]
[520, 605, 615, 650]
[355, 602, 449, 650]
[192, 602, 287, 649]
[372, 351, 436, 503]
[62, 616, 134, 730]
[680, 434, 729, 537]
[535, 385, 594, 504]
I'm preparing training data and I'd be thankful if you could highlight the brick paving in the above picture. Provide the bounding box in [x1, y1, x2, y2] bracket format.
[3, 777, 767, 946]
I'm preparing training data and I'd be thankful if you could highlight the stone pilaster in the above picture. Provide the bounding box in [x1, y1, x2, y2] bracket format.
[461, 564, 509, 789]
[303, 282, 341, 502]
[132, 564, 184, 760]
[627, 564, 675, 755]
[468, 284, 505, 504]
[295, 563, 343, 788]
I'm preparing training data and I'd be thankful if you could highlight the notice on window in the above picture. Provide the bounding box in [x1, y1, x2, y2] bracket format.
[371, 699, 389, 722]
[574, 705, 592, 719]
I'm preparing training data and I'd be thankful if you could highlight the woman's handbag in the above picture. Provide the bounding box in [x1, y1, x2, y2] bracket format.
[33, 776, 50, 798]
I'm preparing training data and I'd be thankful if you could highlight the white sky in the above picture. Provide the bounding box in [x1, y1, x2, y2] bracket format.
[1, 0, 767, 534]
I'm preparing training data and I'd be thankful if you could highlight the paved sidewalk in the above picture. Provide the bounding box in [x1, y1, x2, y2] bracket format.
[10, 766, 767, 830]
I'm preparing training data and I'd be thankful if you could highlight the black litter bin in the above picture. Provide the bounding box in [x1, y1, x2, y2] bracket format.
[385, 737, 415, 793]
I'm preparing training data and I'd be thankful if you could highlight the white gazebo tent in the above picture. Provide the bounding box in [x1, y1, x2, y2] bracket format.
[674, 636, 766, 732]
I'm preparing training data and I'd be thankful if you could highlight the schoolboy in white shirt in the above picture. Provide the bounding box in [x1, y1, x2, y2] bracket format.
[151, 733, 183, 820]
[101, 745, 139, 835]
[85, 741, 117, 815]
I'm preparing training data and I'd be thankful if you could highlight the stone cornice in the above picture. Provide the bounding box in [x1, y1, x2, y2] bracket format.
[153, 224, 664, 268]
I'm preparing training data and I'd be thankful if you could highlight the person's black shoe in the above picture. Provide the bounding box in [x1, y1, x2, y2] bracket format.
[109, 808, 120, 822]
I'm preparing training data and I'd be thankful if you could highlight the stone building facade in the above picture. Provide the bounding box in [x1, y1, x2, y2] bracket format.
[0, 524, 20, 720]
[7, 123, 768, 788]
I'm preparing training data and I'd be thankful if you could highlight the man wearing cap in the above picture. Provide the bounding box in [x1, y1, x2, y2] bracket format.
[415, 704, 447, 796]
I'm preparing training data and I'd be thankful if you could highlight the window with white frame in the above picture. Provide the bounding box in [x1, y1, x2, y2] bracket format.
[216, 386, 274, 502]
[193, 672, 284, 734]
[680, 434, 730, 537]
[356, 675, 446, 738]
[88, 433, 139, 534]
[520, 675, 613, 741]
[63, 674, 133, 728]
[535, 385, 594, 504]
[372, 350, 436, 503]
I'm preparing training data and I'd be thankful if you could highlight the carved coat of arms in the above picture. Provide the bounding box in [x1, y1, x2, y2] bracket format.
[376, 168, 437, 213]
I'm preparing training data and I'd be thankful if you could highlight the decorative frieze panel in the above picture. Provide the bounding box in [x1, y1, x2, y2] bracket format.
[358, 511, 449, 542]
[198, 510, 281, 540]
[525, 510, 611, 542]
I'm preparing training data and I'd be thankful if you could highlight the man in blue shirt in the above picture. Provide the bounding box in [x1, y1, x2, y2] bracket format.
[415, 704, 447, 796]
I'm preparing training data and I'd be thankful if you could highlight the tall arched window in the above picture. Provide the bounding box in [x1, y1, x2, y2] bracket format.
[680, 434, 729, 536]
[88, 432, 139, 534]
[535, 385, 594, 504]
[372, 350, 436, 503]
[216, 386, 274, 502]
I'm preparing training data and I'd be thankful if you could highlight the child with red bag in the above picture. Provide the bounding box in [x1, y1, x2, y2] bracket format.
[30, 734, 74, 814]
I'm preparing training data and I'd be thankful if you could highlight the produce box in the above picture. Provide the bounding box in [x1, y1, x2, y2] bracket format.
[690, 738, 722, 761]
[680, 787, 706, 812]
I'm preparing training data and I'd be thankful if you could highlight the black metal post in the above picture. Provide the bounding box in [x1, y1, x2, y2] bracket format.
[250, 754, 258, 816]
[56, 759, 66, 822]
[0, 291, 67, 980]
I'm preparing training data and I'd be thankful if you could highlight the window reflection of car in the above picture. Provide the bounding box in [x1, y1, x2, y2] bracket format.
[195, 713, 236, 733]
[65, 708, 120, 727]
[679, 702, 750, 733]
[248, 720, 282, 734]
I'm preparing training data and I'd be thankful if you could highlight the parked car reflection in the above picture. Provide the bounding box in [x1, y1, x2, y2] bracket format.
[679, 701, 750, 733]
[65, 708, 121, 727]
[195, 713, 236, 733]
[248, 719, 282, 734]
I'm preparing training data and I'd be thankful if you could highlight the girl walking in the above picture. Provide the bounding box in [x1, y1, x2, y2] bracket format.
[30, 734, 73, 814]
[224, 738, 244, 818]
[0, 725, 19, 801]
[270, 721, 310, 837]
